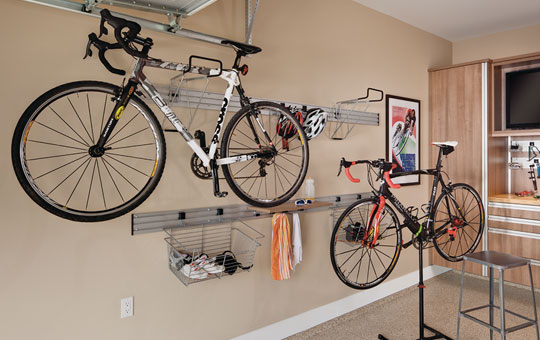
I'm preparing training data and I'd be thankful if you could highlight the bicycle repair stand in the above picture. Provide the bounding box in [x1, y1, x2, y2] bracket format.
[378, 236, 453, 340]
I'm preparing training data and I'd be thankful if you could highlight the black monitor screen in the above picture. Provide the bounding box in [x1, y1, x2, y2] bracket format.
[506, 68, 540, 129]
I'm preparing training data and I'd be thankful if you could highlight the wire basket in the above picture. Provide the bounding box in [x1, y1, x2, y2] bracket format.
[165, 221, 263, 286]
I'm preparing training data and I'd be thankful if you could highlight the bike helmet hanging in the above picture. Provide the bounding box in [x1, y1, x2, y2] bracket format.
[276, 110, 303, 139]
[302, 108, 327, 139]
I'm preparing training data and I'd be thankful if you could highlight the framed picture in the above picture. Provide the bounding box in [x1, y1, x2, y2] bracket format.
[385, 95, 420, 186]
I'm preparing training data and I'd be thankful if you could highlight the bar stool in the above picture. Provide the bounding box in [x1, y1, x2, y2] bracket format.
[457, 250, 539, 340]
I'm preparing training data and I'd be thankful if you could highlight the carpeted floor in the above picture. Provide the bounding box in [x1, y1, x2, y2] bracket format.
[286, 270, 540, 340]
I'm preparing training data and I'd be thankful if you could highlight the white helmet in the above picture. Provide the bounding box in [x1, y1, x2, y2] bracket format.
[302, 108, 327, 139]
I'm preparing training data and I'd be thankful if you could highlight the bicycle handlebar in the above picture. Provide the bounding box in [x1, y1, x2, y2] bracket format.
[100, 9, 151, 59]
[337, 157, 401, 189]
[84, 9, 155, 75]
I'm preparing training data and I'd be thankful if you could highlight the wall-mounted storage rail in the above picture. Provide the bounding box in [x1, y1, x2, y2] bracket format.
[155, 83, 380, 129]
[132, 192, 369, 235]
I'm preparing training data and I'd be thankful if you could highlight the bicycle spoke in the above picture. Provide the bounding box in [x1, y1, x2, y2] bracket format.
[276, 154, 302, 167]
[102, 157, 139, 191]
[273, 163, 286, 192]
[86, 94, 95, 144]
[47, 157, 91, 196]
[96, 159, 107, 209]
[86, 160, 97, 209]
[34, 154, 89, 180]
[65, 157, 93, 206]
[274, 163, 294, 187]
[111, 143, 155, 150]
[100, 158, 124, 202]
[104, 154, 150, 178]
[27, 139, 87, 151]
[233, 159, 257, 177]
[106, 152, 154, 162]
[34, 121, 89, 148]
[106, 126, 149, 147]
[27, 151, 88, 161]
[48, 106, 91, 146]
[107, 110, 140, 144]
[67, 96, 93, 144]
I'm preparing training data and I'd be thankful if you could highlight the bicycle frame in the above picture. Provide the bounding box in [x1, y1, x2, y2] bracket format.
[376, 147, 451, 238]
[96, 57, 271, 169]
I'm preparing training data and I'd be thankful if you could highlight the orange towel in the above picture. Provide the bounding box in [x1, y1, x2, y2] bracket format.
[271, 213, 292, 280]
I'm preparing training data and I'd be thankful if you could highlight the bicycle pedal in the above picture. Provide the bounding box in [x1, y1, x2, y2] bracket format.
[215, 191, 228, 198]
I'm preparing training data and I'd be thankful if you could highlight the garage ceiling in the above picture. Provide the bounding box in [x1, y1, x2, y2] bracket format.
[353, 0, 540, 41]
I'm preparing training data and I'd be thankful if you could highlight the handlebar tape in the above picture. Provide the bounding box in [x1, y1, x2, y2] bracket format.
[384, 164, 401, 189]
[344, 162, 360, 183]
[85, 33, 125, 76]
[100, 9, 147, 59]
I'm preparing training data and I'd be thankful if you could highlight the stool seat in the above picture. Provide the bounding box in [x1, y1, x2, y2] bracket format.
[457, 250, 539, 340]
[464, 250, 530, 270]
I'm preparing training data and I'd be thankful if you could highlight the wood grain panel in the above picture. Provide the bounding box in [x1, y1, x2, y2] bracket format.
[489, 194, 540, 206]
[489, 207, 540, 220]
[429, 62, 485, 273]
[429, 63, 483, 194]
[488, 232, 540, 287]
[489, 220, 540, 233]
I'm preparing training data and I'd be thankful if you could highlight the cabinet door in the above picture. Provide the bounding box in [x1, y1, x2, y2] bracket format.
[429, 63, 484, 273]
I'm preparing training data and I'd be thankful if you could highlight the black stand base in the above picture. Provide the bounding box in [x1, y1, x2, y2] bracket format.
[377, 239, 453, 340]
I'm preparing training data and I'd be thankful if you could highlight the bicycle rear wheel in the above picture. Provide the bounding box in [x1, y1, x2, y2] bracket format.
[431, 183, 484, 261]
[221, 102, 309, 207]
[12, 81, 166, 222]
[330, 198, 402, 289]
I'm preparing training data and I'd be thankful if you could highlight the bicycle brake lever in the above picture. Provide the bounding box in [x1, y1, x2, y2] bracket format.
[83, 35, 94, 59]
[99, 16, 108, 37]
[337, 158, 344, 176]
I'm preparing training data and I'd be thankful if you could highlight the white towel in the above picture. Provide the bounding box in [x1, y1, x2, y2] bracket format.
[292, 213, 302, 269]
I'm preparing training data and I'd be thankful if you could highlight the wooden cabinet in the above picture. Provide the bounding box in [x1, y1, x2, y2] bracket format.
[488, 200, 540, 287]
[428, 53, 540, 285]
[428, 61, 489, 274]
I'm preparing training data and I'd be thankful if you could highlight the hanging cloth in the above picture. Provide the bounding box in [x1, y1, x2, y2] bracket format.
[292, 213, 302, 269]
[271, 213, 292, 280]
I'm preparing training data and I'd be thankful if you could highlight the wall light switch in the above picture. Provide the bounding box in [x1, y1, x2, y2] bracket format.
[121, 296, 134, 318]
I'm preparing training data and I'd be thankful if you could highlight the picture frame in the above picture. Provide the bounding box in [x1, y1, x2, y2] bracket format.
[385, 95, 421, 186]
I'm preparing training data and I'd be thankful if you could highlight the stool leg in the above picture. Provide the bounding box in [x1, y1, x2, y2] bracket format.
[457, 261, 466, 340]
[528, 264, 539, 340]
[499, 269, 506, 340]
[489, 267, 494, 340]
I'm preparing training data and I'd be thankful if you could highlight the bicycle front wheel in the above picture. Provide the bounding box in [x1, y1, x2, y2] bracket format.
[330, 198, 402, 289]
[221, 102, 309, 207]
[12, 81, 166, 222]
[432, 183, 484, 261]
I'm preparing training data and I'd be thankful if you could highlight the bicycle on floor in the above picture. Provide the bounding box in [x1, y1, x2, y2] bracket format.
[11, 9, 309, 222]
[331, 141, 484, 289]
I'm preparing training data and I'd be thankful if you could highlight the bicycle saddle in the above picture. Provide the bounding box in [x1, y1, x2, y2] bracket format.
[221, 39, 262, 55]
[432, 141, 458, 155]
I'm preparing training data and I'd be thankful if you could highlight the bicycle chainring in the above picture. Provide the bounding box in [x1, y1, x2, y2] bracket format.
[190, 149, 213, 180]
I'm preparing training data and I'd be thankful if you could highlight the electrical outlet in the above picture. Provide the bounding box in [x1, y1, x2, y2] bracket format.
[120, 296, 133, 319]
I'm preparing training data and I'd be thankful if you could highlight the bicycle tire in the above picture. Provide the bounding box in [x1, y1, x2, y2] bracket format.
[330, 198, 402, 289]
[431, 183, 484, 261]
[221, 101, 309, 207]
[12, 81, 166, 222]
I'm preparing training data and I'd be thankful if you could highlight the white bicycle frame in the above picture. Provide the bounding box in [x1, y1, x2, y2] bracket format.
[132, 58, 269, 168]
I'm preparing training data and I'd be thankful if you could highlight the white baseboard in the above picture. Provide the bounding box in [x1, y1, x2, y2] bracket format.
[231, 265, 451, 340]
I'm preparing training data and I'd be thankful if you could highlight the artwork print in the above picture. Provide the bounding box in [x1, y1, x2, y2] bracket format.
[386, 95, 420, 185]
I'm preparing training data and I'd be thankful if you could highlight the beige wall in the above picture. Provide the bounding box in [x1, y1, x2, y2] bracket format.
[0, 0, 451, 339]
[453, 23, 540, 64]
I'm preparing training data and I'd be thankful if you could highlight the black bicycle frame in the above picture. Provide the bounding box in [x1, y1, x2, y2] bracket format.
[379, 147, 450, 236]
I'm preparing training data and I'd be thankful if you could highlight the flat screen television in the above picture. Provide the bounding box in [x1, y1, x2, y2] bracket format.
[506, 67, 540, 129]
